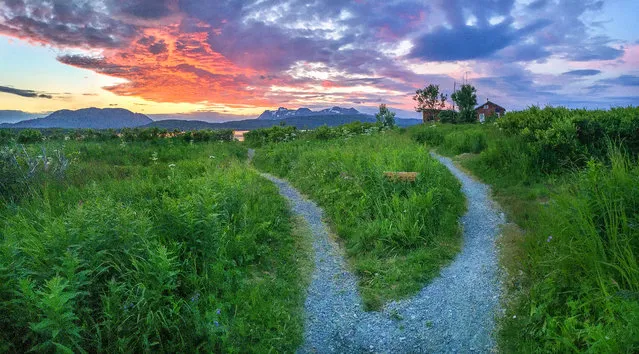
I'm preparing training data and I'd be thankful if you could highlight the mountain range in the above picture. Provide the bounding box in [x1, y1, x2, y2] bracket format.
[1, 108, 152, 129]
[257, 106, 362, 120]
[0, 107, 421, 130]
[0, 110, 45, 124]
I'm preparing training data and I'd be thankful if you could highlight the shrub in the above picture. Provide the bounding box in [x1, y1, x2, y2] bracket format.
[17, 129, 43, 143]
[457, 109, 477, 124]
[0, 141, 308, 352]
[442, 129, 487, 154]
[438, 110, 458, 124]
[410, 126, 444, 146]
[502, 149, 639, 352]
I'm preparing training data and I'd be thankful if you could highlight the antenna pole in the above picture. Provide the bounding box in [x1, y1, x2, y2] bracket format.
[452, 81, 456, 111]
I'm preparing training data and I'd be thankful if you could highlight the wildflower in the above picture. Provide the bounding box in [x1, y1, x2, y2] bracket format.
[209, 155, 216, 159]
[190, 293, 200, 302]
[512, 315, 517, 319]
[168, 163, 176, 168]
[214, 321, 220, 327]
[216, 308, 221, 315]
[547, 235, 553, 243]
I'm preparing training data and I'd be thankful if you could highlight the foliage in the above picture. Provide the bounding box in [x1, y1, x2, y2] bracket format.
[375, 104, 396, 128]
[244, 126, 298, 147]
[17, 129, 43, 143]
[0, 139, 309, 352]
[413, 84, 447, 113]
[407, 106, 639, 352]
[498, 106, 639, 171]
[451, 84, 477, 124]
[245, 121, 386, 147]
[437, 110, 458, 124]
[182, 129, 233, 143]
[442, 130, 487, 154]
[501, 149, 639, 352]
[253, 133, 465, 309]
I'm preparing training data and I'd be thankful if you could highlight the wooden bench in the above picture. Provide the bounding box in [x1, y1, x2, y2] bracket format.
[383, 172, 418, 182]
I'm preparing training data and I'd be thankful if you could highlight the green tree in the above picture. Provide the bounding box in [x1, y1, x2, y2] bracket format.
[413, 84, 447, 121]
[451, 84, 478, 123]
[375, 104, 396, 128]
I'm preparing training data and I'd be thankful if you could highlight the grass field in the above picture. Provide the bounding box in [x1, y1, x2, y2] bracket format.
[253, 131, 465, 309]
[0, 139, 312, 352]
[408, 106, 639, 352]
[2, 105, 638, 352]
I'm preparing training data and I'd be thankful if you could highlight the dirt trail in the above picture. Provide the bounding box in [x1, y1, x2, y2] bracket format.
[259, 152, 504, 353]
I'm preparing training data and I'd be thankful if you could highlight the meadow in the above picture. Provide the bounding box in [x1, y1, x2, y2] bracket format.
[0, 136, 311, 352]
[251, 125, 465, 309]
[409, 106, 639, 352]
[1, 105, 638, 352]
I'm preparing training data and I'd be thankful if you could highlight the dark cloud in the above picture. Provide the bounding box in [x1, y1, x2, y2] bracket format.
[119, 0, 173, 19]
[0, 85, 53, 99]
[410, 19, 550, 61]
[600, 75, 639, 87]
[562, 69, 602, 76]
[0, 0, 137, 48]
[148, 40, 168, 54]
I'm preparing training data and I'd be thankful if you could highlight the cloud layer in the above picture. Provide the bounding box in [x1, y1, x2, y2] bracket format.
[0, 0, 637, 112]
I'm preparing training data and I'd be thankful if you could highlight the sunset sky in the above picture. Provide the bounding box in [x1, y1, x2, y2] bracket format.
[0, 0, 638, 119]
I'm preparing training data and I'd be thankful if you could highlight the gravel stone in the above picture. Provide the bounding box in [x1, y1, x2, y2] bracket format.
[260, 152, 504, 353]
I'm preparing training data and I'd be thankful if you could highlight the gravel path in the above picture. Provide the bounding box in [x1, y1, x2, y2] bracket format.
[260, 152, 504, 353]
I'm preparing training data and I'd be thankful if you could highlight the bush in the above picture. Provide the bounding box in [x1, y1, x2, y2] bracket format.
[0, 130, 14, 145]
[497, 106, 639, 171]
[411, 126, 444, 146]
[244, 126, 298, 147]
[502, 149, 639, 352]
[0, 141, 308, 352]
[442, 129, 487, 154]
[457, 109, 477, 124]
[17, 129, 43, 143]
[438, 110, 458, 124]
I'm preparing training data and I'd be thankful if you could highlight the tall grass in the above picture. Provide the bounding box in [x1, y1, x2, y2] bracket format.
[0, 139, 310, 352]
[408, 106, 639, 351]
[253, 133, 465, 309]
[501, 148, 639, 352]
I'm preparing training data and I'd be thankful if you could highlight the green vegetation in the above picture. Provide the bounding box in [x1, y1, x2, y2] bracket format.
[451, 84, 478, 123]
[253, 131, 465, 309]
[0, 137, 310, 352]
[375, 104, 396, 128]
[0, 127, 234, 144]
[408, 106, 639, 352]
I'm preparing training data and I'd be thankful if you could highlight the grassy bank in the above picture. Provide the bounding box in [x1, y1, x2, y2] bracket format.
[253, 131, 465, 309]
[408, 106, 639, 352]
[0, 139, 311, 352]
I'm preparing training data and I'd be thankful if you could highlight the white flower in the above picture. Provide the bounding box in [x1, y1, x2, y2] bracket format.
[209, 155, 216, 159]
[168, 164, 176, 168]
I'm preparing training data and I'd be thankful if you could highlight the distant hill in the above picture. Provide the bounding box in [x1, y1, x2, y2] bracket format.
[0, 110, 45, 124]
[257, 106, 363, 120]
[0, 107, 422, 131]
[145, 114, 422, 131]
[1, 108, 152, 129]
[149, 112, 253, 123]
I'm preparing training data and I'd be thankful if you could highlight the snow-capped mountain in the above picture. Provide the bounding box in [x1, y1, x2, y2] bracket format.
[257, 106, 362, 120]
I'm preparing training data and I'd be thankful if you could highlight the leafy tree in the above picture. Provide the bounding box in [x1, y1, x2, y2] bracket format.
[451, 84, 478, 123]
[375, 104, 396, 128]
[413, 84, 447, 121]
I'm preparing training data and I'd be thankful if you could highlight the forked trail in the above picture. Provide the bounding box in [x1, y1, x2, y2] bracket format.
[260, 152, 504, 353]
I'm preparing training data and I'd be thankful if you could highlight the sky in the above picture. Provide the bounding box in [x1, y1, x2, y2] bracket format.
[0, 0, 638, 120]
